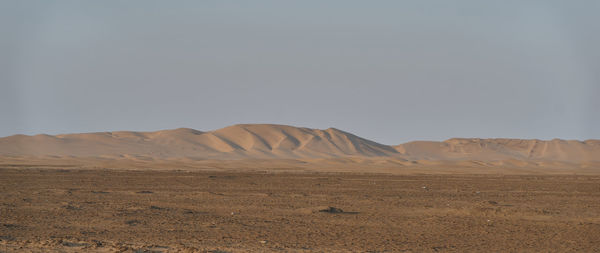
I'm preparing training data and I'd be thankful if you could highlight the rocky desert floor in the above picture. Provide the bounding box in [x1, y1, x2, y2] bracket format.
[1, 167, 600, 252]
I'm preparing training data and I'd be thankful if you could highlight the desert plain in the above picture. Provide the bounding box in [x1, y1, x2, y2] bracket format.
[1, 124, 600, 252]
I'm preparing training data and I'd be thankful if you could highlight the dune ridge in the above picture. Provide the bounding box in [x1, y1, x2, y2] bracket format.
[1, 124, 599, 163]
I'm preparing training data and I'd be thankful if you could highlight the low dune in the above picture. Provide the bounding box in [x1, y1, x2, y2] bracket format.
[395, 138, 600, 162]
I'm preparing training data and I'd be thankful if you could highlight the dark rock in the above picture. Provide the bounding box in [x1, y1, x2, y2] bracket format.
[150, 206, 166, 210]
[125, 220, 141, 226]
[319, 207, 344, 213]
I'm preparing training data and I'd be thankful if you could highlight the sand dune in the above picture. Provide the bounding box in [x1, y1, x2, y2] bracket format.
[0, 124, 397, 159]
[1, 124, 598, 164]
[395, 138, 600, 162]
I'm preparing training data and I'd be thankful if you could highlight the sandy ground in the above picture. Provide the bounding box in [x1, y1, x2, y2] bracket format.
[1, 168, 600, 252]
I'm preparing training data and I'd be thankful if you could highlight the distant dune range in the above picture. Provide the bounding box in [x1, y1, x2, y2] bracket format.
[1, 124, 599, 173]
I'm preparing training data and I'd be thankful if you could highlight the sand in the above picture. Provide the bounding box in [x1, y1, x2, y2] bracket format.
[1, 168, 600, 252]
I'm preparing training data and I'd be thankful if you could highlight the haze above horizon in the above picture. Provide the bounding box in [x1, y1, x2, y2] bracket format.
[1, 1, 599, 144]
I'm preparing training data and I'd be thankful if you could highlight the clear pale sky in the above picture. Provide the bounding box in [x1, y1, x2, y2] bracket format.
[1, 1, 599, 144]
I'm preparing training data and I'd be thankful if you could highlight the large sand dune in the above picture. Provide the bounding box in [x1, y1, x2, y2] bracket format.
[1, 124, 599, 165]
[0, 124, 397, 159]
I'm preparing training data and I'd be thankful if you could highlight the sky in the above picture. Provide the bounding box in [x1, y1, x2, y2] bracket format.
[1, 1, 599, 144]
